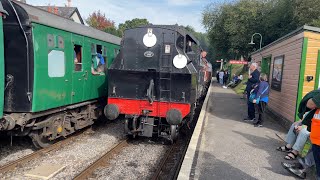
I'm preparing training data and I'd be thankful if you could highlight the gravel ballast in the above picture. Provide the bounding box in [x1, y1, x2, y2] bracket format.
[0, 120, 125, 179]
[91, 141, 167, 180]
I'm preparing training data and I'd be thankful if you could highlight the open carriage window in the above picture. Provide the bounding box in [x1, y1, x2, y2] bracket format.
[74, 45, 82, 71]
[91, 44, 106, 75]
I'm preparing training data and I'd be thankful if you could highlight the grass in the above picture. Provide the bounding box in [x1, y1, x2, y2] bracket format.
[228, 64, 248, 95]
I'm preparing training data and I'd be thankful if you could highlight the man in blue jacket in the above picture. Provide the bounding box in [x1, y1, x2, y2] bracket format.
[244, 62, 260, 121]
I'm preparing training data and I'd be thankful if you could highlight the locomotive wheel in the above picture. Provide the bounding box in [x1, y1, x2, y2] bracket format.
[29, 130, 55, 149]
[170, 125, 178, 144]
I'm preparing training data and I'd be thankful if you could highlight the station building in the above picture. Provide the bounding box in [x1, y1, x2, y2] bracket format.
[251, 25, 320, 127]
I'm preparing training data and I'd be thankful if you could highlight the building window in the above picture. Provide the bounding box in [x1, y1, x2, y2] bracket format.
[48, 50, 65, 77]
[74, 44, 82, 71]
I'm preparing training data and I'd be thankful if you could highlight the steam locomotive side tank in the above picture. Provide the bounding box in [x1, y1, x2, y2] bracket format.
[105, 25, 208, 142]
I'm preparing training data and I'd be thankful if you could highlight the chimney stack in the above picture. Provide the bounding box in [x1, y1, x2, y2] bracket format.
[67, 0, 71, 7]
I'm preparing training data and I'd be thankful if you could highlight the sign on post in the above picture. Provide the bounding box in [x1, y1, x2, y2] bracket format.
[229, 60, 248, 65]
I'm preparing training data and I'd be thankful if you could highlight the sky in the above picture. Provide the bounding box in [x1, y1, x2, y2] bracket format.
[26, 0, 212, 32]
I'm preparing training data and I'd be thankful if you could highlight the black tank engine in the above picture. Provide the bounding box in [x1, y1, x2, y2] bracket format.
[105, 25, 211, 142]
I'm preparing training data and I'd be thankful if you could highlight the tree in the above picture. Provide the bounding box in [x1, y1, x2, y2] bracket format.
[104, 26, 122, 37]
[202, 0, 320, 62]
[86, 10, 115, 31]
[86, 10, 122, 37]
[118, 18, 149, 35]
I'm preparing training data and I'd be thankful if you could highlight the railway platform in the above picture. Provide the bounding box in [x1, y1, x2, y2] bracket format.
[178, 80, 301, 180]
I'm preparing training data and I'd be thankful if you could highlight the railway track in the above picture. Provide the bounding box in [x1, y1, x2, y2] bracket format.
[150, 137, 190, 180]
[151, 145, 175, 180]
[0, 129, 91, 174]
[73, 139, 129, 180]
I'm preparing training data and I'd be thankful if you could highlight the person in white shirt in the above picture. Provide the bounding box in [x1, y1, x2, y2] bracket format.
[218, 70, 224, 85]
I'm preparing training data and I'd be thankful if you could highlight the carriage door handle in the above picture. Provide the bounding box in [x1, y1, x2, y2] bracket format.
[84, 71, 88, 80]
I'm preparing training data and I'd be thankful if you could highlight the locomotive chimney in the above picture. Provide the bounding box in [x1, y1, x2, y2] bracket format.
[67, 0, 72, 7]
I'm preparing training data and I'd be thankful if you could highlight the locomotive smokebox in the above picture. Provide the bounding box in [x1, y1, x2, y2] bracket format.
[166, 109, 182, 125]
[104, 104, 120, 120]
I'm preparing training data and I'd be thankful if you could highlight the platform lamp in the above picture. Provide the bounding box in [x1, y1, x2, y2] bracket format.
[248, 33, 262, 50]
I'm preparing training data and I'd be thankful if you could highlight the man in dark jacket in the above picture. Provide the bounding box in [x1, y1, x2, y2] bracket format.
[244, 62, 260, 121]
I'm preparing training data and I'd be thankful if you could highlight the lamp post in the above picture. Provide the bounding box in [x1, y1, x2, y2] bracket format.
[249, 33, 262, 49]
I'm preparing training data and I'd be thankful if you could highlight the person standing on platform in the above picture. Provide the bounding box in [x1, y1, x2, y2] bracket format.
[223, 70, 229, 86]
[218, 70, 224, 85]
[244, 62, 260, 121]
[252, 73, 269, 127]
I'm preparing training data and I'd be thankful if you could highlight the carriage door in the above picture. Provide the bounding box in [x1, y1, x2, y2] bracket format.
[71, 34, 85, 104]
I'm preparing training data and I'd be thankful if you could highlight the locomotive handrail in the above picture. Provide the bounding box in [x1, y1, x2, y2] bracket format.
[147, 79, 154, 104]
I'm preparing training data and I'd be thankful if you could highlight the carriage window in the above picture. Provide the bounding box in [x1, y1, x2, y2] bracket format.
[91, 43, 95, 54]
[47, 34, 54, 47]
[74, 45, 82, 71]
[91, 44, 106, 75]
[103, 46, 107, 56]
[48, 50, 65, 77]
[103, 46, 108, 68]
[58, 36, 64, 49]
[96, 45, 102, 54]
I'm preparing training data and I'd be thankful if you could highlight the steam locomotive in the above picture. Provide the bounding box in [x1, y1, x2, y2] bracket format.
[105, 25, 212, 142]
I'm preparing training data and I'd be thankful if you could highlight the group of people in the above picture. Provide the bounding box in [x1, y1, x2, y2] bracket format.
[242, 62, 320, 179]
[277, 90, 320, 179]
[243, 62, 269, 127]
[216, 69, 229, 86]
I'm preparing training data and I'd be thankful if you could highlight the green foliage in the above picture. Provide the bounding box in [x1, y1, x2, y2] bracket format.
[86, 10, 122, 37]
[203, 0, 320, 61]
[104, 26, 122, 37]
[118, 18, 149, 36]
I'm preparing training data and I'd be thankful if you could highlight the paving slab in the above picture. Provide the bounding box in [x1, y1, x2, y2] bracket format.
[178, 82, 307, 180]
[25, 163, 65, 179]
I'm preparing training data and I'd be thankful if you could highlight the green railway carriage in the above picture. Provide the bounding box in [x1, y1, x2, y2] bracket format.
[0, 0, 121, 148]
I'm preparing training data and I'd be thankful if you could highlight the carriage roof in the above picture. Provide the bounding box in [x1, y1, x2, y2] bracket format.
[13, 1, 121, 45]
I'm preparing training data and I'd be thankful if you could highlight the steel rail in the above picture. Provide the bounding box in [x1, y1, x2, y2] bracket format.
[0, 129, 89, 174]
[73, 139, 129, 180]
[151, 145, 175, 180]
